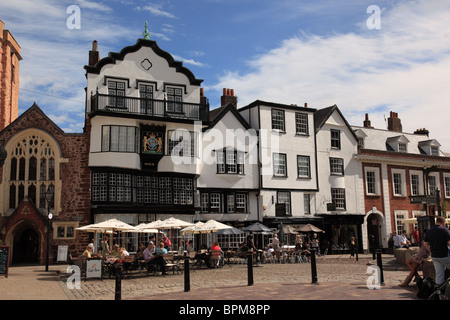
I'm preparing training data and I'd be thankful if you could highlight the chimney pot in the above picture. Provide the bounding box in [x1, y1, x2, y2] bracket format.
[89, 40, 100, 66]
[304, 102, 307, 108]
[221, 88, 237, 108]
[363, 113, 373, 128]
[387, 111, 402, 132]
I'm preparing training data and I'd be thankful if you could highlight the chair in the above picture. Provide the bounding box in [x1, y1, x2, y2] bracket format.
[163, 253, 181, 274]
[122, 255, 138, 278]
[210, 250, 221, 268]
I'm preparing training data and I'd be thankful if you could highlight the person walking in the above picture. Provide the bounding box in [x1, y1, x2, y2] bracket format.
[423, 217, 450, 286]
[349, 237, 356, 260]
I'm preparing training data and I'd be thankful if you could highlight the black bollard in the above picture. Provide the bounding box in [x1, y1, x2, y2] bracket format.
[184, 255, 190, 292]
[114, 264, 122, 300]
[376, 249, 385, 286]
[310, 249, 318, 284]
[247, 249, 254, 286]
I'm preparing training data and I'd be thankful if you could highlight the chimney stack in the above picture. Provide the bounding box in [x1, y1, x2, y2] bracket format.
[200, 88, 208, 105]
[89, 40, 100, 66]
[387, 111, 402, 132]
[221, 88, 238, 109]
[414, 128, 429, 136]
[363, 113, 373, 128]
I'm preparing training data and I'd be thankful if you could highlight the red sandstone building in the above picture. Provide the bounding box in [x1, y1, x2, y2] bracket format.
[0, 20, 21, 132]
[0, 21, 91, 264]
[353, 112, 450, 252]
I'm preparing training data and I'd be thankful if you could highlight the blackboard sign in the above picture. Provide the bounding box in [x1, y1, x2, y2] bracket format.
[0, 246, 11, 278]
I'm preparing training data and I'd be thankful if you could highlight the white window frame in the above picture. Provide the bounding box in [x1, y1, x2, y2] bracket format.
[409, 170, 424, 196]
[273, 153, 287, 177]
[364, 167, 380, 196]
[427, 173, 439, 196]
[391, 169, 406, 197]
[444, 174, 450, 198]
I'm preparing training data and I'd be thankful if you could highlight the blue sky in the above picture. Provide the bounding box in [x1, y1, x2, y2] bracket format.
[2, 0, 450, 150]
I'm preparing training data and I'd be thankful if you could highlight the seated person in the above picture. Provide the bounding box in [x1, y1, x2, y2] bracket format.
[111, 244, 121, 258]
[135, 243, 145, 259]
[83, 243, 94, 258]
[301, 243, 311, 262]
[186, 240, 195, 253]
[238, 242, 248, 258]
[155, 242, 167, 255]
[265, 244, 274, 258]
[119, 247, 130, 259]
[143, 242, 167, 275]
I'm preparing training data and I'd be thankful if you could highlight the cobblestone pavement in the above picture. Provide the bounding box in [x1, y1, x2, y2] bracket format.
[53, 254, 419, 301]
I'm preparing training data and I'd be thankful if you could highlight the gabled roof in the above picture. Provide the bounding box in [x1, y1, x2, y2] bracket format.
[314, 104, 358, 141]
[239, 100, 315, 112]
[418, 139, 441, 147]
[0, 102, 65, 136]
[83, 38, 203, 86]
[204, 103, 253, 132]
[386, 135, 410, 144]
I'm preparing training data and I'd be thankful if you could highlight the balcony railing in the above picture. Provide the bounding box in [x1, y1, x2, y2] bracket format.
[90, 93, 210, 122]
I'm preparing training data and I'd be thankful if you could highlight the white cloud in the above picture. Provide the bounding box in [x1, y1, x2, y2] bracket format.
[212, 0, 450, 150]
[76, 0, 113, 12]
[137, 4, 176, 18]
[172, 55, 207, 68]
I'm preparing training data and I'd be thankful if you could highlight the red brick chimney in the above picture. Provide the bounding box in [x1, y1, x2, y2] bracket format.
[221, 88, 237, 108]
[387, 111, 402, 132]
[200, 88, 208, 105]
[89, 40, 100, 66]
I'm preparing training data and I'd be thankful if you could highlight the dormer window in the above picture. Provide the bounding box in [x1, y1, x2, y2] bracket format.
[354, 129, 367, 149]
[418, 139, 441, 156]
[386, 135, 409, 153]
[398, 143, 407, 153]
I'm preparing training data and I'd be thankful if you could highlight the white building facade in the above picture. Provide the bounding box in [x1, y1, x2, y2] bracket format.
[238, 101, 320, 230]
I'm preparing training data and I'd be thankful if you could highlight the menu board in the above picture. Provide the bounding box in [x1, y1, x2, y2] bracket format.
[0, 246, 10, 278]
[86, 259, 102, 279]
[57, 245, 68, 262]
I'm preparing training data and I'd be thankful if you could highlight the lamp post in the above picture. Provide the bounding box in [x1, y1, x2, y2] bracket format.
[45, 187, 54, 272]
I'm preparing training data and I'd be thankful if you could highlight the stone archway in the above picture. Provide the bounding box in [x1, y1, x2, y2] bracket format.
[366, 213, 383, 252]
[13, 227, 39, 264]
[6, 219, 43, 265]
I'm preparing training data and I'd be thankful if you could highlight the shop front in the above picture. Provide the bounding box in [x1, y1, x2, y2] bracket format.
[318, 214, 364, 255]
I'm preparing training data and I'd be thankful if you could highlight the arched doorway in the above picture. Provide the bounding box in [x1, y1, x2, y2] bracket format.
[13, 227, 40, 265]
[367, 213, 383, 252]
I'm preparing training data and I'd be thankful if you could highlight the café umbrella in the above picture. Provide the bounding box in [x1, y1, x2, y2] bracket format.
[152, 217, 194, 250]
[296, 224, 324, 233]
[76, 218, 138, 248]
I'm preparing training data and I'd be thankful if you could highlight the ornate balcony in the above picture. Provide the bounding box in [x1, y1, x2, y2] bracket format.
[90, 93, 210, 122]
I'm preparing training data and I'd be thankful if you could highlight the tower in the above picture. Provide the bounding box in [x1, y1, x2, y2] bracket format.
[0, 20, 22, 131]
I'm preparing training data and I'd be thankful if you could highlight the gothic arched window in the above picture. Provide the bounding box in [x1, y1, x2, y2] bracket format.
[3, 130, 61, 213]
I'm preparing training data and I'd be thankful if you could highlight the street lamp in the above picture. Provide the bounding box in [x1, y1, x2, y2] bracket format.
[45, 187, 54, 272]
